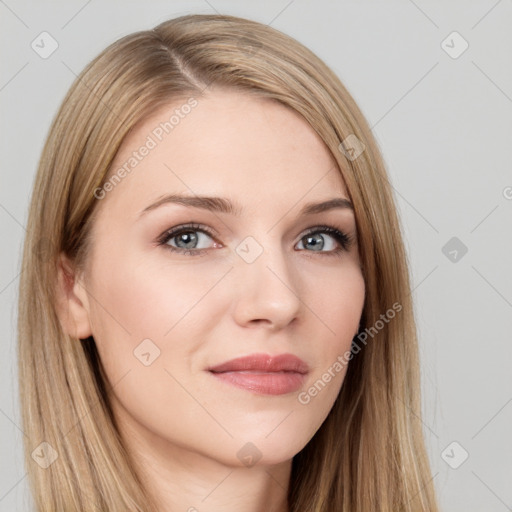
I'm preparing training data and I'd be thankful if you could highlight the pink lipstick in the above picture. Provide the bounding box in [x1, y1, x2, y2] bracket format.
[207, 353, 308, 395]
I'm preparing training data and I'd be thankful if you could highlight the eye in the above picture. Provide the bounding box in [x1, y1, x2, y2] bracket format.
[296, 226, 353, 257]
[157, 223, 219, 257]
[157, 223, 353, 257]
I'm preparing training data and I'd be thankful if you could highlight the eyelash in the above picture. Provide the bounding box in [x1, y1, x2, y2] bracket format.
[156, 222, 353, 258]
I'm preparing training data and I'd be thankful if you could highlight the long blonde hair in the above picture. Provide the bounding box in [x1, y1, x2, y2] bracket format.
[18, 13, 439, 511]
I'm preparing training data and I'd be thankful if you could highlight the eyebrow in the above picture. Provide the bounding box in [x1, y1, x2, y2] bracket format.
[139, 194, 353, 217]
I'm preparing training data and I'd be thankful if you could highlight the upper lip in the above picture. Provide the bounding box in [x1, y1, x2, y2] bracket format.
[208, 353, 309, 374]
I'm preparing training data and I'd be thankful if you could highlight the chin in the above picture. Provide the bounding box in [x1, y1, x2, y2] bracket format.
[224, 434, 309, 469]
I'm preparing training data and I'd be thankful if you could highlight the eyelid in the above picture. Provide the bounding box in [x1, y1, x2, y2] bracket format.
[156, 222, 220, 246]
[301, 225, 353, 250]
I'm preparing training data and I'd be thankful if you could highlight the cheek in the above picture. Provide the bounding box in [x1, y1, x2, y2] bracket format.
[306, 261, 365, 348]
[292, 265, 365, 434]
[86, 253, 231, 375]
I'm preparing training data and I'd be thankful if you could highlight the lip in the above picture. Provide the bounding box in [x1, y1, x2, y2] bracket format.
[207, 353, 309, 395]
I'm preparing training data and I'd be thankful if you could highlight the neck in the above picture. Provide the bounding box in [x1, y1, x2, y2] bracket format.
[118, 413, 291, 512]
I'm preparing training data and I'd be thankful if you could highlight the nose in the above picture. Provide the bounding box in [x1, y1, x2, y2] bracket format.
[231, 238, 302, 330]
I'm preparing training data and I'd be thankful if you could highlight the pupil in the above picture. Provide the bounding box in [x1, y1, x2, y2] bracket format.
[177, 231, 197, 249]
[305, 234, 324, 251]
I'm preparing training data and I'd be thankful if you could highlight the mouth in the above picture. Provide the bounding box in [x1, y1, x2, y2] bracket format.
[207, 353, 309, 395]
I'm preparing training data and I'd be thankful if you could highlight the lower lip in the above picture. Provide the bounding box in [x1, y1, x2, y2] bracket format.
[209, 370, 306, 395]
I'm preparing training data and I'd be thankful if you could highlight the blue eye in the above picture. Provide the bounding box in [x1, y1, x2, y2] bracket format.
[297, 226, 353, 256]
[157, 223, 353, 257]
[157, 223, 217, 257]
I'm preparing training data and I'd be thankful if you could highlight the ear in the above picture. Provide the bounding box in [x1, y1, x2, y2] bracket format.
[55, 253, 93, 340]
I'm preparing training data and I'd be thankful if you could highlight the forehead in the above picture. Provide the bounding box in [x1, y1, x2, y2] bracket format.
[103, 88, 348, 212]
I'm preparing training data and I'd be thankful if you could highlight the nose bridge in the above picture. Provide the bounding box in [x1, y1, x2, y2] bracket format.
[231, 233, 302, 327]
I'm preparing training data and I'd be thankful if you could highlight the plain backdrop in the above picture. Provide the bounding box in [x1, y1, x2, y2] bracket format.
[1, 1, 511, 511]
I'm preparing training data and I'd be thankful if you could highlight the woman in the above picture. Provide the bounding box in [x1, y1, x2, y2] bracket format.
[18, 13, 440, 512]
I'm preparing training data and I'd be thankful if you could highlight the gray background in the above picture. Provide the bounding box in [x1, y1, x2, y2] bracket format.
[1, 1, 511, 510]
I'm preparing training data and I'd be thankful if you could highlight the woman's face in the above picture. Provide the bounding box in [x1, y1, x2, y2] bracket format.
[73, 88, 365, 468]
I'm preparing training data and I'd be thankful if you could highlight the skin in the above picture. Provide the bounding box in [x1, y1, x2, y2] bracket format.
[57, 88, 365, 512]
